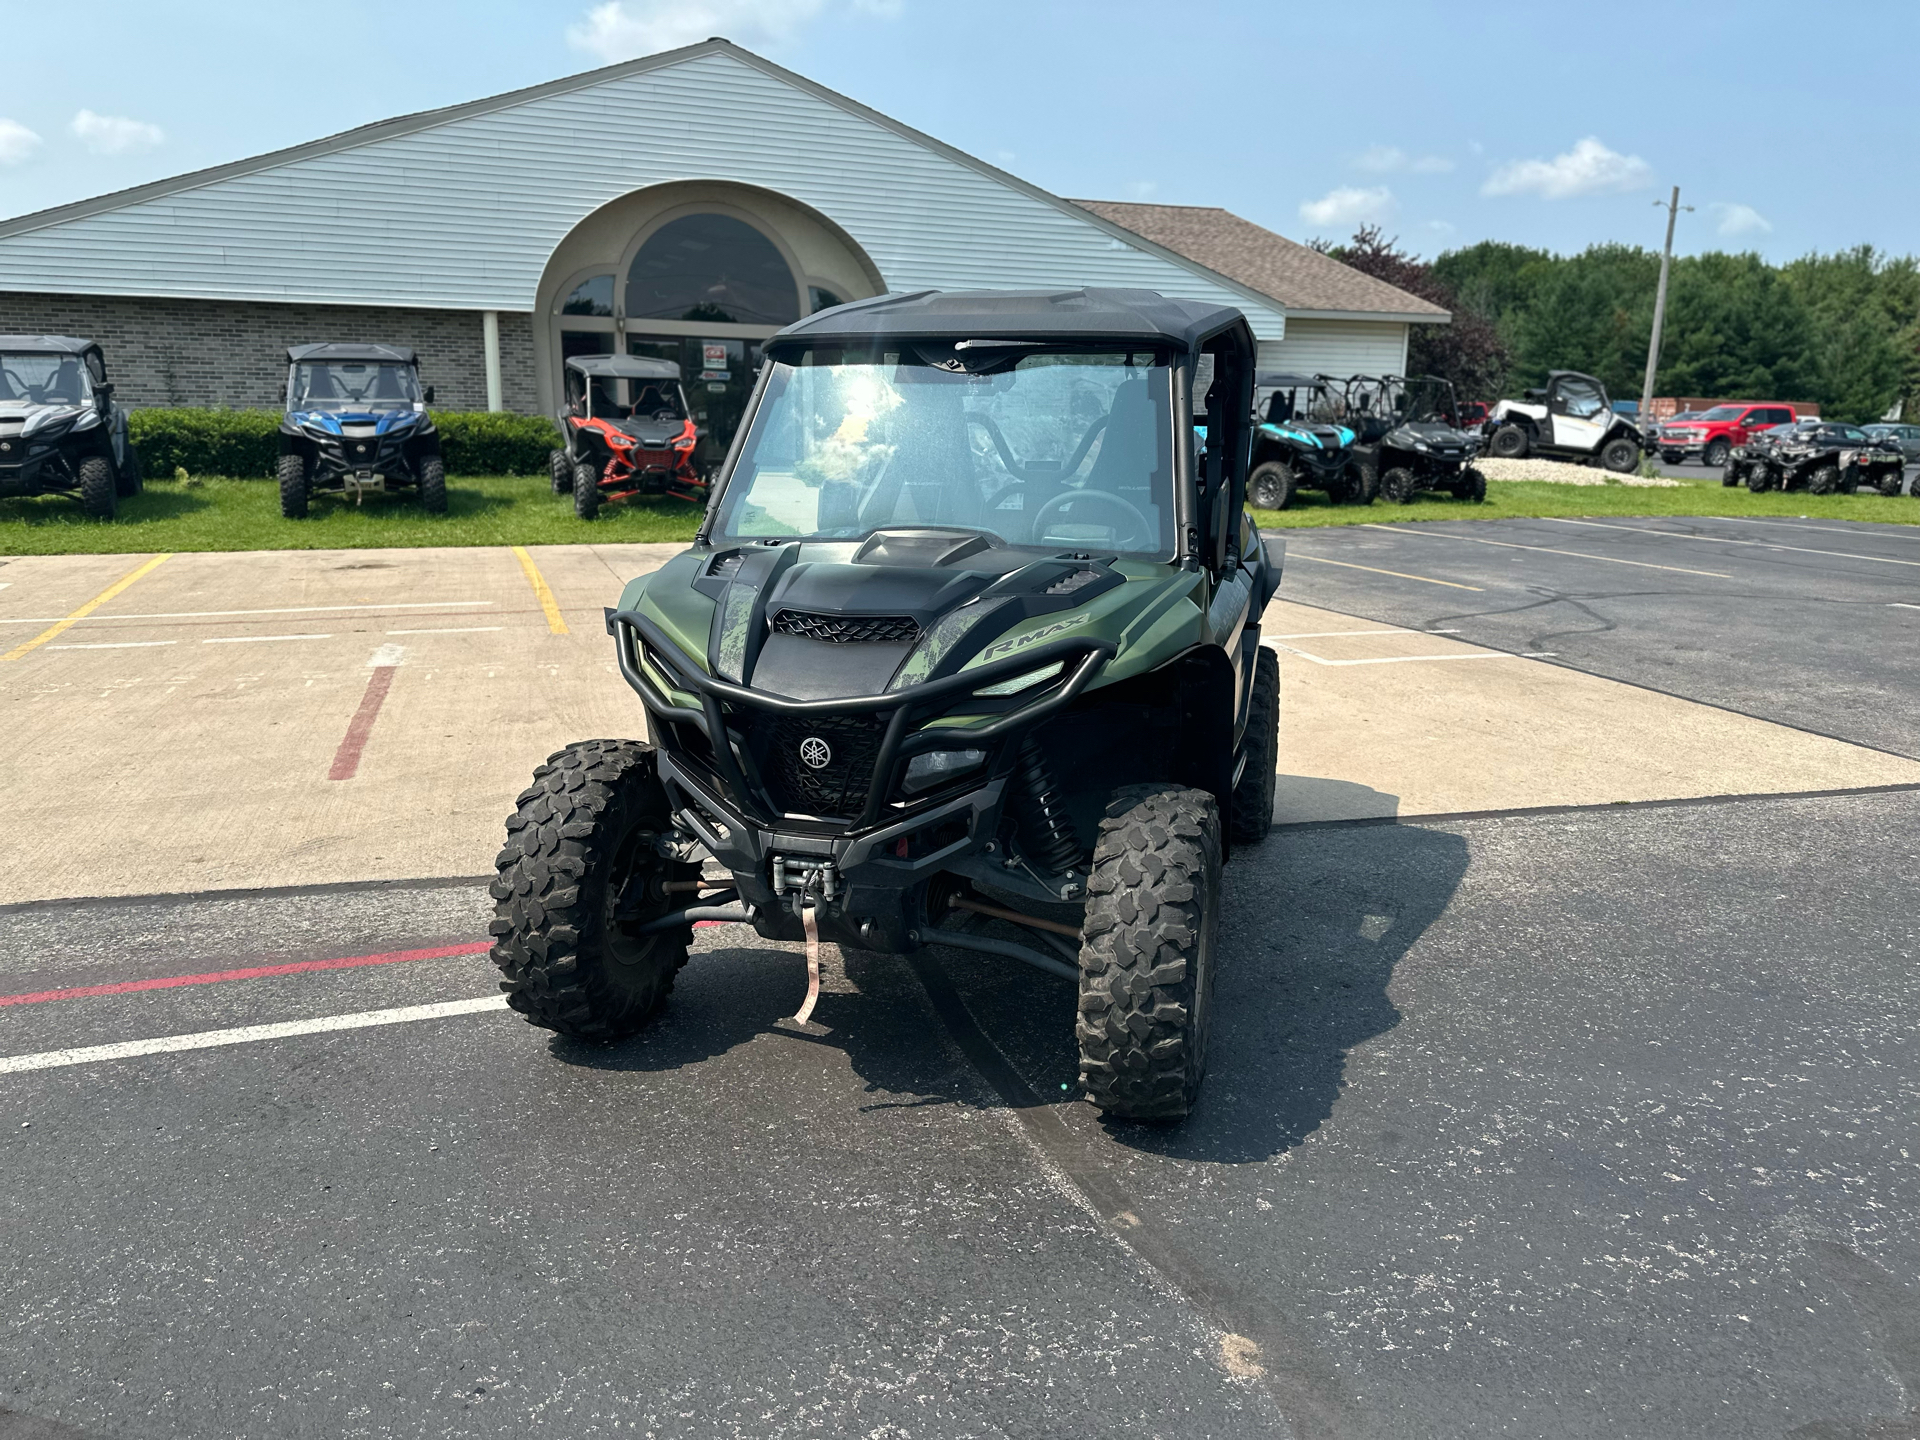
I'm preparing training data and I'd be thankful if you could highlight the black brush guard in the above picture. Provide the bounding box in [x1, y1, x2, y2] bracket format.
[606, 607, 1112, 834]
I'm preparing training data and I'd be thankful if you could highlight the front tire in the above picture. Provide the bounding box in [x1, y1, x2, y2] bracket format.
[417, 453, 447, 513]
[278, 451, 310, 518]
[573, 460, 601, 520]
[549, 448, 572, 495]
[1380, 466, 1419, 504]
[1344, 458, 1377, 504]
[1704, 439, 1731, 468]
[1454, 466, 1487, 503]
[1489, 425, 1529, 459]
[1807, 464, 1840, 496]
[1721, 461, 1741, 487]
[490, 740, 699, 1040]
[1077, 784, 1221, 1121]
[1600, 437, 1641, 473]
[1247, 460, 1294, 511]
[1746, 465, 1773, 494]
[78, 454, 117, 518]
[1229, 645, 1279, 845]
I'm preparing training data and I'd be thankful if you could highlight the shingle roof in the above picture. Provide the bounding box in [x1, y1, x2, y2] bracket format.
[1068, 200, 1450, 324]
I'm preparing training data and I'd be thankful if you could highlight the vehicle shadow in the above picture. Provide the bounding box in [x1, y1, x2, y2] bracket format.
[0, 486, 215, 526]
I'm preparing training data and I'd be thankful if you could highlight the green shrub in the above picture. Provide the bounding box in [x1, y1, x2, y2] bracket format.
[432, 412, 561, 476]
[126, 409, 562, 478]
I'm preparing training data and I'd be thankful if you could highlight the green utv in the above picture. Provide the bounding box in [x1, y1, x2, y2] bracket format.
[490, 289, 1284, 1121]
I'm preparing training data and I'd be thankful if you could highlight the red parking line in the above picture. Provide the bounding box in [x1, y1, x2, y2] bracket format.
[0, 942, 492, 1008]
[329, 665, 397, 781]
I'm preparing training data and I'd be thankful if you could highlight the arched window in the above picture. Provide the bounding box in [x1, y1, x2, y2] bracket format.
[626, 214, 800, 327]
[560, 274, 613, 316]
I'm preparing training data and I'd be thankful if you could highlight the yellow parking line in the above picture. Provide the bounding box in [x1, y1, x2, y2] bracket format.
[2, 554, 172, 662]
[511, 546, 569, 635]
[1288, 552, 1483, 591]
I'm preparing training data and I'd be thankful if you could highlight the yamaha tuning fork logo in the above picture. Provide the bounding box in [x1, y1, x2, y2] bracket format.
[798, 736, 833, 770]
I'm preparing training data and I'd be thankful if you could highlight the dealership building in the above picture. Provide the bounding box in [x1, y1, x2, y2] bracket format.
[0, 38, 1445, 454]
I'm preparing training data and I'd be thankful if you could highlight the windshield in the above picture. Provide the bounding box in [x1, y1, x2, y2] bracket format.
[290, 361, 421, 411]
[1698, 405, 1746, 421]
[0, 353, 90, 405]
[1395, 377, 1457, 425]
[713, 348, 1175, 557]
[578, 375, 687, 422]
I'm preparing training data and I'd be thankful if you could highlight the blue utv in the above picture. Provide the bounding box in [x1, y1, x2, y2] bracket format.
[1245, 372, 1367, 509]
[278, 343, 444, 518]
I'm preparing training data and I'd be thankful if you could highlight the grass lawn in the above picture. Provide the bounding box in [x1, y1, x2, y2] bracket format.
[1, 472, 1915, 556]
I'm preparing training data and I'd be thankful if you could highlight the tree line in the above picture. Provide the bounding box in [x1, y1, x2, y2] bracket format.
[1320, 227, 1920, 422]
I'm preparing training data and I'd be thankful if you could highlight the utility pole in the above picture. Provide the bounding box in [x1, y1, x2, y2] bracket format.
[1638, 186, 1692, 429]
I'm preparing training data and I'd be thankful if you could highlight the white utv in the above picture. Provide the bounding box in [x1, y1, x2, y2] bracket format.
[1483, 370, 1646, 473]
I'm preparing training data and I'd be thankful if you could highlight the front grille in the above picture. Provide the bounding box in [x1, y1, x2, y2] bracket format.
[751, 710, 890, 817]
[770, 609, 921, 645]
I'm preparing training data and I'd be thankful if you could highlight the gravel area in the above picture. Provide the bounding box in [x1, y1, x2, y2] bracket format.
[1479, 456, 1682, 487]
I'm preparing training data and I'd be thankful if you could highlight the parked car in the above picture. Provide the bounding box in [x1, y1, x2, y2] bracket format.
[1863, 422, 1920, 464]
[0, 335, 140, 518]
[1456, 400, 1490, 429]
[1657, 402, 1799, 468]
[278, 344, 443, 518]
[1246, 372, 1364, 508]
[1733, 419, 1906, 495]
[1484, 370, 1646, 472]
[553, 354, 705, 519]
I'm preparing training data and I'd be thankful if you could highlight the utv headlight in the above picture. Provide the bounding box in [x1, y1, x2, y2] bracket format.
[901, 748, 987, 795]
[22, 407, 83, 438]
[973, 660, 1065, 696]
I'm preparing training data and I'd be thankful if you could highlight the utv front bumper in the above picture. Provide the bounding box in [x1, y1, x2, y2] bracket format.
[606, 606, 1111, 951]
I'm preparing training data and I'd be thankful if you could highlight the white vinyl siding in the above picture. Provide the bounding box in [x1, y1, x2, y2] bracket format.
[0, 53, 1285, 339]
[1257, 319, 1408, 378]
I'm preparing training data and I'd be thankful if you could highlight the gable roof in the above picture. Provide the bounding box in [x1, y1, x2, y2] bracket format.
[0, 40, 1287, 339]
[1069, 200, 1449, 325]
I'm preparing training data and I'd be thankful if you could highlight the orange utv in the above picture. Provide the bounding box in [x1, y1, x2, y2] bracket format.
[550, 354, 705, 518]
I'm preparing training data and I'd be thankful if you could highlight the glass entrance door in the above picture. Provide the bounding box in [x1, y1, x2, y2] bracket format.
[627, 334, 767, 475]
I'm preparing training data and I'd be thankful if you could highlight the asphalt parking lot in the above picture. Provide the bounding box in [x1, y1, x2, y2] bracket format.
[4, 523, 1920, 1439]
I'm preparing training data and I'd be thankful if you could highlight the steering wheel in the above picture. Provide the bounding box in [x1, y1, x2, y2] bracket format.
[1031, 487, 1151, 549]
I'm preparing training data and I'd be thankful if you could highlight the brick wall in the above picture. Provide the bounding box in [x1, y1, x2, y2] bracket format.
[0, 293, 537, 413]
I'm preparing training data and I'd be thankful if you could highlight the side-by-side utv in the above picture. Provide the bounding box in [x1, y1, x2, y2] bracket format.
[0, 335, 141, 518]
[1245, 371, 1364, 508]
[278, 343, 443, 518]
[490, 288, 1285, 1121]
[1344, 374, 1486, 503]
[552, 355, 706, 519]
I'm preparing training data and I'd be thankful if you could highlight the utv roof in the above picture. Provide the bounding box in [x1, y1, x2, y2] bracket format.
[768, 288, 1248, 351]
[0, 335, 99, 355]
[286, 343, 418, 364]
[1254, 372, 1325, 389]
[565, 355, 682, 380]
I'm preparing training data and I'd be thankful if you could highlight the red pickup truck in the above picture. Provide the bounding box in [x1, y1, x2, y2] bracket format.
[1657, 402, 1800, 467]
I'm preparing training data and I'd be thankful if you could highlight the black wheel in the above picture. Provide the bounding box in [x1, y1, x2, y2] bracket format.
[549, 448, 572, 495]
[1344, 458, 1377, 505]
[1229, 645, 1279, 845]
[77, 454, 116, 518]
[1746, 464, 1773, 494]
[1704, 439, 1730, 468]
[573, 460, 601, 519]
[1875, 469, 1904, 497]
[1807, 464, 1840, 496]
[1721, 462, 1741, 487]
[490, 739, 700, 1040]
[1455, 467, 1487, 503]
[1489, 425, 1529, 459]
[1600, 437, 1641, 473]
[1247, 459, 1293, 511]
[115, 441, 142, 498]
[1077, 784, 1221, 1121]
[1380, 466, 1419, 504]
[417, 453, 447, 513]
[278, 451, 310, 518]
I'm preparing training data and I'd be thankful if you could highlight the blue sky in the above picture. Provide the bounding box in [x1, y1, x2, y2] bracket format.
[0, 0, 1910, 262]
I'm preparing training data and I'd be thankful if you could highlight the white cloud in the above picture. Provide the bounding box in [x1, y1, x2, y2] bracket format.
[1481, 136, 1651, 200]
[0, 119, 41, 165]
[1355, 144, 1452, 175]
[566, 0, 895, 61]
[1299, 185, 1395, 229]
[70, 110, 164, 155]
[1711, 202, 1772, 237]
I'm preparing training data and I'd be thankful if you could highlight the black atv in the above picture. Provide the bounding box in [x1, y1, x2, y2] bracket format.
[0, 335, 141, 519]
[1342, 374, 1486, 504]
[1733, 419, 1907, 495]
[1245, 372, 1366, 508]
[277, 343, 444, 518]
[490, 288, 1286, 1122]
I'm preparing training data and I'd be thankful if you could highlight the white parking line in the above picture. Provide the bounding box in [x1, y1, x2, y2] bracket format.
[1707, 515, 1920, 542]
[0, 600, 495, 626]
[1269, 628, 1462, 639]
[385, 626, 504, 635]
[0, 996, 508, 1075]
[1263, 639, 1555, 667]
[1365, 523, 1732, 578]
[1893, 603, 1920, 611]
[1545, 517, 1920, 569]
[47, 640, 179, 650]
[202, 634, 333, 645]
